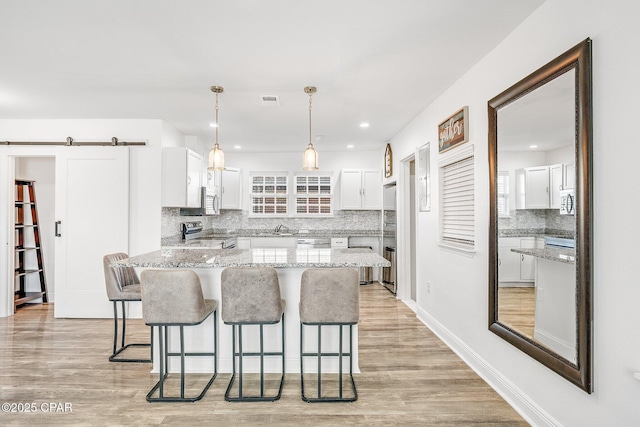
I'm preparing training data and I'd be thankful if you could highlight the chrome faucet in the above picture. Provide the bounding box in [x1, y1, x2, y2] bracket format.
[274, 224, 283, 233]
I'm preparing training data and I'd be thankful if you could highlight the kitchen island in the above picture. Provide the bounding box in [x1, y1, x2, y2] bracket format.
[115, 247, 390, 374]
[511, 245, 576, 362]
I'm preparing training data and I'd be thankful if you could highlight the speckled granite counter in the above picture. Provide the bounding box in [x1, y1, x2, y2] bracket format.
[161, 229, 385, 248]
[511, 247, 575, 264]
[118, 247, 390, 269]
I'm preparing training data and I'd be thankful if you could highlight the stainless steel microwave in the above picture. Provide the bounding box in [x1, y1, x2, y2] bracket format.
[180, 187, 219, 216]
[559, 189, 575, 215]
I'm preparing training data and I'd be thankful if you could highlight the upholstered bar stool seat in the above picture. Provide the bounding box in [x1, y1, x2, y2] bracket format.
[140, 269, 218, 403]
[103, 253, 152, 363]
[221, 267, 285, 402]
[300, 268, 359, 402]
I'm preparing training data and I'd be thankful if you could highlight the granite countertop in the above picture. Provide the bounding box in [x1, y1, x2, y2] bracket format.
[498, 229, 574, 239]
[116, 247, 391, 269]
[161, 229, 384, 248]
[511, 247, 576, 264]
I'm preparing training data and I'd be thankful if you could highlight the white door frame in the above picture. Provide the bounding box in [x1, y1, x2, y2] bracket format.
[397, 151, 417, 310]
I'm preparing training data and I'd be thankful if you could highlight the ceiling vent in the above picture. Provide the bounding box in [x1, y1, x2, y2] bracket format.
[261, 95, 280, 106]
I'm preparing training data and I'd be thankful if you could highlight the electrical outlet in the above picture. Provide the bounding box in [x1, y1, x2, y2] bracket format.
[427, 281, 431, 294]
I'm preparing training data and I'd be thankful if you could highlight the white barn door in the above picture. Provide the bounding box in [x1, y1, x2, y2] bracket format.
[54, 147, 129, 318]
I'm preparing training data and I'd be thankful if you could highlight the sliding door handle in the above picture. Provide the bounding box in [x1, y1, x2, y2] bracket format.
[55, 221, 61, 237]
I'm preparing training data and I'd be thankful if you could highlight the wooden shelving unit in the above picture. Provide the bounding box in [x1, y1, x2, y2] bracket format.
[14, 179, 48, 308]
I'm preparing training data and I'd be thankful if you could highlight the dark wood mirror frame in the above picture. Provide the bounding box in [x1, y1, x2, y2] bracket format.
[488, 38, 592, 393]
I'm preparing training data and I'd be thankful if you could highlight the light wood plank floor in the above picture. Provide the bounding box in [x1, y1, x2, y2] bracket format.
[498, 287, 535, 339]
[0, 284, 528, 426]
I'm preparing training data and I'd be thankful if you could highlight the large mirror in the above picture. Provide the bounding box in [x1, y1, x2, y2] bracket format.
[488, 39, 592, 392]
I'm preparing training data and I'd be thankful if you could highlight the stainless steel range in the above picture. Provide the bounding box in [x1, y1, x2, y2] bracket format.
[180, 221, 237, 249]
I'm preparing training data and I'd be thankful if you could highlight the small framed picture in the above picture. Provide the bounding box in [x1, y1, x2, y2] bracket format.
[438, 106, 469, 153]
[384, 143, 393, 178]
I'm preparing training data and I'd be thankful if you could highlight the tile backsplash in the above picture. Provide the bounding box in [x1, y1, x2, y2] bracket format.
[498, 209, 575, 237]
[162, 208, 381, 238]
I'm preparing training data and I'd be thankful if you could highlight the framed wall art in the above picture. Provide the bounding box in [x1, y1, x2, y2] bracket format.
[438, 106, 469, 153]
[384, 143, 393, 178]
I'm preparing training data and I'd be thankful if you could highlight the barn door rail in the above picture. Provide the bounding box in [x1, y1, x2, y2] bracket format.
[1, 137, 146, 146]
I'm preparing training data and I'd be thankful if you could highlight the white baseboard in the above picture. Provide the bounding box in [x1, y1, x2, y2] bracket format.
[415, 306, 561, 427]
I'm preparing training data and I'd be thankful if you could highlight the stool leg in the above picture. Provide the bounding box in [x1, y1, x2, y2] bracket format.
[317, 324, 322, 399]
[260, 324, 264, 398]
[120, 301, 127, 349]
[238, 325, 243, 398]
[111, 301, 119, 355]
[339, 325, 343, 400]
[159, 326, 165, 399]
[109, 300, 152, 363]
[180, 326, 185, 399]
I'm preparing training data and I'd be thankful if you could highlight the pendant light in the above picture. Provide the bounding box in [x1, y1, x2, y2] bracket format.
[302, 86, 319, 170]
[208, 85, 225, 171]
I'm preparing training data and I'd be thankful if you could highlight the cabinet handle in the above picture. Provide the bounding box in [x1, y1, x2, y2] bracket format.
[498, 259, 501, 266]
[187, 176, 191, 185]
[55, 221, 61, 237]
[521, 254, 524, 261]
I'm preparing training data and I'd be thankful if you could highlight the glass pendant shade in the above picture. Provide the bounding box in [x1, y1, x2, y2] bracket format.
[208, 86, 225, 171]
[302, 86, 319, 170]
[208, 143, 224, 171]
[302, 142, 318, 170]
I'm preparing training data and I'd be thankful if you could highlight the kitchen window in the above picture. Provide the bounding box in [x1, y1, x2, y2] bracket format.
[250, 173, 288, 216]
[294, 174, 333, 216]
[497, 171, 510, 217]
[439, 145, 475, 251]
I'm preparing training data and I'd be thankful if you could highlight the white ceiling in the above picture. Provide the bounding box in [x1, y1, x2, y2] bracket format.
[0, 0, 544, 152]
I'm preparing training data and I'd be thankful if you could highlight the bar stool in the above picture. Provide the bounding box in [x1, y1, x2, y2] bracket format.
[299, 268, 359, 402]
[103, 253, 152, 363]
[221, 267, 285, 402]
[140, 269, 218, 403]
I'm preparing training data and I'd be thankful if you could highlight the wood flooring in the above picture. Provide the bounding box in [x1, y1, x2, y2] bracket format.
[0, 283, 528, 426]
[498, 287, 536, 339]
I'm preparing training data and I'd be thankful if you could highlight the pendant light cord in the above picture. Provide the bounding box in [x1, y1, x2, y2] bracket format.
[308, 91, 313, 145]
[215, 92, 220, 146]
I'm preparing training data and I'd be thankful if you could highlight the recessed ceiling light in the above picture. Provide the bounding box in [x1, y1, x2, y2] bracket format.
[347, 144, 354, 148]
[234, 145, 242, 149]
[209, 123, 219, 128]
[359, 122, 370, 128]
[529, 144, 538, 149]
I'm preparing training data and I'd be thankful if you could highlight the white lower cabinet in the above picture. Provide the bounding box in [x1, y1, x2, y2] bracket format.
[498, 237, 544, 283]
[236, 237, 251, 249]
[250, 237, 297, 248]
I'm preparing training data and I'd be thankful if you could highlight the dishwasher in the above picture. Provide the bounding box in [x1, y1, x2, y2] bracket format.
[296, 238, 331, 248]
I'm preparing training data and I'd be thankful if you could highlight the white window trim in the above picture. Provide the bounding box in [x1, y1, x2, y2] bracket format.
[248, 171, 290, 218]
[497, 170, 511, 218]
[293, 171, 335, 217]
[438, 144, 475, 254]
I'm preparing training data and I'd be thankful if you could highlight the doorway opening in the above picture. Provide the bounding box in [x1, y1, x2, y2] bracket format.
[14, 157, 56, 311]
[399, 153, 417, 310]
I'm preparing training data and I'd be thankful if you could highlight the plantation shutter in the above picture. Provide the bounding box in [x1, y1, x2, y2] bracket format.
[440, 155, 474, 249]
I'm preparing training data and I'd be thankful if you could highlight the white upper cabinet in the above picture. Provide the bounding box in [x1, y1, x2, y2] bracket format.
[515, 163, 571, 210]
[162, 147, 202, 208]
[340, 169, 382, 210]
[549, 163, 563, 209]
[220, 167, 242, 210]
[524, 166, 550, 209]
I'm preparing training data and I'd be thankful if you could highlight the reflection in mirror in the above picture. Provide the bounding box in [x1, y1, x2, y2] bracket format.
[488, 39, 592, 393]
[496, 71, 577, 363]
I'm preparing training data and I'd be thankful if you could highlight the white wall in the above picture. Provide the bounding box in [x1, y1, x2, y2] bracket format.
[387, 0, 640, 425]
